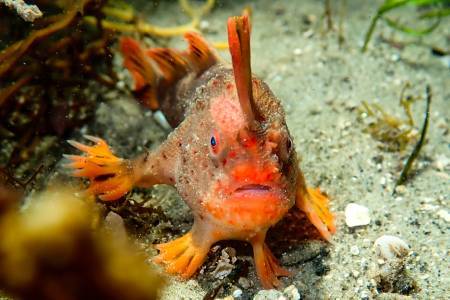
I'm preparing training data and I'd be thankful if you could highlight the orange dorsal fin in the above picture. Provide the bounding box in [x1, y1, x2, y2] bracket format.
[183, 32, 219, 75]
[120, 33, 218, 114]
[227, 13, 256, 123]
[146, 48, 189, 85]
[120, 37, 159, 110]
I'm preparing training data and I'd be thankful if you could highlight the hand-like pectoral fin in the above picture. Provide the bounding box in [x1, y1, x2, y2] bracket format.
[154, 230, 212, 278]
[251, 232, 290, 289]
[65, 135, 134, 201]
[296, 185, 336, 241]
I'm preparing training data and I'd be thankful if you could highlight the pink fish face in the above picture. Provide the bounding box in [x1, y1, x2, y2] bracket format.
[191, 78, 298, 233]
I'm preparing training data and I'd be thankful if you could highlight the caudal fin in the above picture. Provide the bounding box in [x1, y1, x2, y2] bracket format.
[120, 34, 219, 112]
[120, 37, 159, 110]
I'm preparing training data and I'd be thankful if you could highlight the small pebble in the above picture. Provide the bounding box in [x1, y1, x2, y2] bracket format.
[199, 20, 210, 30]
[283, 285, 301, 300]
[232, 288, 243, 298]
[116, 80, 125, 89]
[293, 48, 303, 56]
[238, 277, 251, 289]
[345, 203, 371, 227]
[253, 289, 285, 300]
[374, 235, 410, 260]
[437, 209, 450, 223]
[390, 53, 400, 62]
[394, 185, 406, 194]
[433, 154, 449, 171]
[153, 110, 171, 130]
[303, 29, 314, 38]
[350, 245, 360, 256]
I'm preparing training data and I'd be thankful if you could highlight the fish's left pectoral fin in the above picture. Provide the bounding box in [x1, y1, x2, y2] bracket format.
[64, 135, 134, 201]
[251, 234, 290, 289]
[296, 187, 336, 242]
[153, 230, 211, 279]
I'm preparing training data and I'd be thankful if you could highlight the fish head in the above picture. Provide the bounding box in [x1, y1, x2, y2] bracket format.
[200, 76, 298, 232]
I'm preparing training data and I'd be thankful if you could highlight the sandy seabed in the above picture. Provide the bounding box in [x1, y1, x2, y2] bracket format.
[12, 0, 448, 299]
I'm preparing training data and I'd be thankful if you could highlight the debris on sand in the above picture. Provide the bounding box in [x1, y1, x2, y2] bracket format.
[211, 247, 237, 279]
[0, 0, 42, 22]
[375, 235, 410, 261]
[252, 284, 301, 300]
[371, 235, 418, 296]
[345, 203, 371, 227]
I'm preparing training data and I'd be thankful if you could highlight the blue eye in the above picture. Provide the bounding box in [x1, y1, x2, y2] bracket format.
[210, 136, 217, 147]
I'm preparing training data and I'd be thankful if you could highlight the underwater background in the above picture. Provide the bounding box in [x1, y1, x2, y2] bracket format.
[0, 0, 449, 299]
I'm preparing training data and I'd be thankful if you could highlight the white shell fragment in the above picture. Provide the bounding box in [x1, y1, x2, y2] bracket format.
[345, 203, 371, 227]
[374, 235, 410, 260]
[153, 110, 172, 130]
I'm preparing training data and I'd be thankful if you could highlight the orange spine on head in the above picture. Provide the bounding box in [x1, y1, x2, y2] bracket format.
[227, 14, 257, 124]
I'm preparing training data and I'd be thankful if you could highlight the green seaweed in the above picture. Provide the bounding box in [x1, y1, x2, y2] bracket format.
[394, 85, 432, 190]
[361, 0, 449, 52]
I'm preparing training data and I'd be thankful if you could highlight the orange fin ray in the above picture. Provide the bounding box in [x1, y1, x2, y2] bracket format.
[252, 237, 290, 289]
[154, 231, 211, 279]
[65, 136, 134, 201]
[120, 37, 159, 110]
[121, 34, 218, 111]
[146, 48, 189, 85]
[183, 32, 219, 74]
[297, 187, 336, 241]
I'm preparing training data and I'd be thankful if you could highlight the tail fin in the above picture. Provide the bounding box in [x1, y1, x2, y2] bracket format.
[120, 37, 159, 110]
[120, 34, 219, 112]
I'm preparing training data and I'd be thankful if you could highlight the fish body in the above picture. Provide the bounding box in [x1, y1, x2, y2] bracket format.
[66, 14, 335, 289]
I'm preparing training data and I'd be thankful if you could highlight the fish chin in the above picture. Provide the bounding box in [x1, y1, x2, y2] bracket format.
[205, 185, 289, 231]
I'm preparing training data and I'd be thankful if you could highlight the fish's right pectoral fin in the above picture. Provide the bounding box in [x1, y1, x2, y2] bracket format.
[153, 230, 211, 279]
[64, 135, 134, 201]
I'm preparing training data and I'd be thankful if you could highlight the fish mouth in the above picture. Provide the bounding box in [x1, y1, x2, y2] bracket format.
[234, 184, 272, 193]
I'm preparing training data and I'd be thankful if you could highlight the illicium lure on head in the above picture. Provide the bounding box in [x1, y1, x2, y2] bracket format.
[65, 13, 335, 289]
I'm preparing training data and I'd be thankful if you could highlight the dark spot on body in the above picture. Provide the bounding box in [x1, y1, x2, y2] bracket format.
[143, 151, 150, 162]
[94, 173, 115, 182]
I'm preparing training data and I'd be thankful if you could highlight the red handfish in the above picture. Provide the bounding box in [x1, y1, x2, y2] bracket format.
[65, 14, 335, 289]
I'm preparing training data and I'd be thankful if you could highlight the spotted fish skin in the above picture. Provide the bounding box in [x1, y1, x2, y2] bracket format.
[65, 14, 335, 289]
